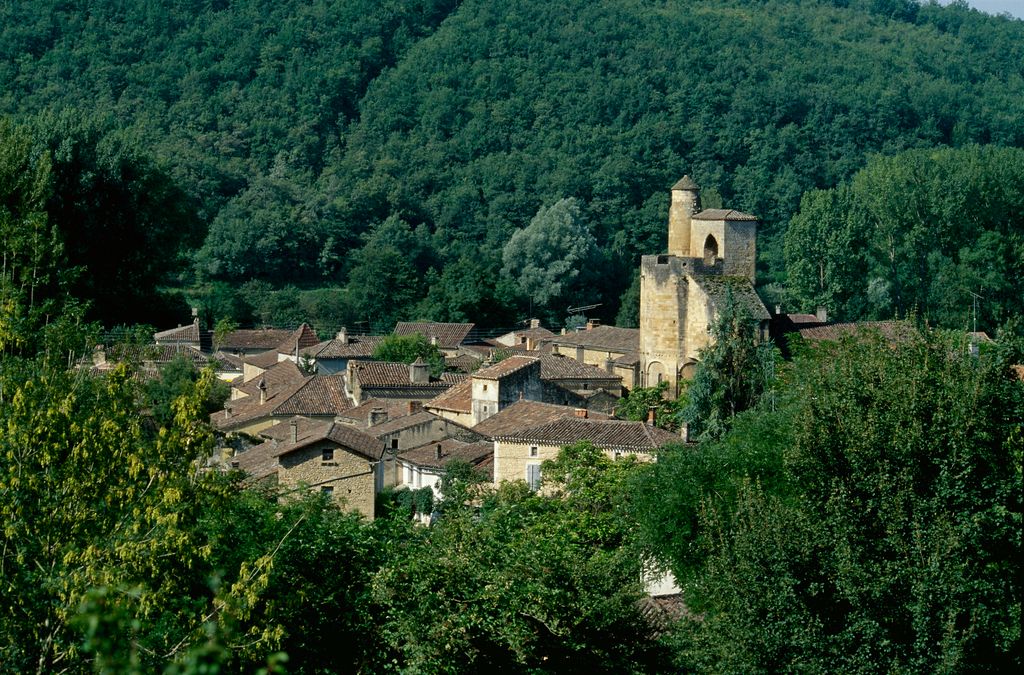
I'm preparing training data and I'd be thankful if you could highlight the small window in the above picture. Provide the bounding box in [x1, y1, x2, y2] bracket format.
[483, 405, 489, 414]
[391, 438, 399, 450]
[529, 445, 539, 458]
[321, 486, 334, 497]
[483, 384, 488, 392]
[322, 448, 334, 461]
[526, 463, 541, 491]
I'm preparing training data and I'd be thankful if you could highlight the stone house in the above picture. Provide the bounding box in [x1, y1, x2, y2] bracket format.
[240, 323, 320, 381]
[548, 322, 641, 389]
[301, 328, 384, 375]
[346, 359, 465, 403]
[213, 363, 351, 436]
[422, 379, 473, 426]
[233, 417, 384, 519]
[638, 176, 770, 397]
[492, 416, 681, 489]
[219, 327, 295, 358]
[493, 319, 555, 349]
[365, 408, 480, 487]
[393, 321, 474, 356]
[395, 437, 494, 499]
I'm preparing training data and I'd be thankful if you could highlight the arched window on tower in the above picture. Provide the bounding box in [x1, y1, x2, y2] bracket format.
[703, 234, 719, 265]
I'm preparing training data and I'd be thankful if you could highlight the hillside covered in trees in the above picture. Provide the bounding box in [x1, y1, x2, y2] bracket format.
[2, 0, 1023, 333]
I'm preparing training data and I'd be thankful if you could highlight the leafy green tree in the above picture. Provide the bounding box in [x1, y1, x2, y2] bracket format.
[0, 119, 65, 355]
[615, 381, 685, 431]
[371, 332, 445, 375]
[682, 288, 777, 441]
[372, 441, 670, 673]
[660, 330, 1022, 672]
[145, 357, 230, 429]
[501, 197, 598, 318]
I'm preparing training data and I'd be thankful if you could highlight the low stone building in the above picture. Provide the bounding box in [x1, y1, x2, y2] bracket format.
[233, 417, 385, 519]
[395, 437, 494, 498]
[492, 416, 680, 489]
[346, 359, 465, 403]
[302, 328, 384, 375]
[548, 322, 641, 389]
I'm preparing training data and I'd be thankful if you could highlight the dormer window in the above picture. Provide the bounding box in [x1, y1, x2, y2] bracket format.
[322, 449, 334, 461]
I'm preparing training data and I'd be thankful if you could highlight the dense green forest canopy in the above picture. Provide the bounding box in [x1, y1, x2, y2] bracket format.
[2, 0, 1023, 331]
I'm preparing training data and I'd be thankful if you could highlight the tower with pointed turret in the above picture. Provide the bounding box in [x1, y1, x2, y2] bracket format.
[638, 175, 769, 397]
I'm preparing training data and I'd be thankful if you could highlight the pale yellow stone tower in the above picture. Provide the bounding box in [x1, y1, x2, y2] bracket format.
[638, 175, 768, 397]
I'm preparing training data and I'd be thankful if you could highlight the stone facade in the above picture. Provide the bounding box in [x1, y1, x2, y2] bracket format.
[277, 441, 377, 519]
[638, 176, 766, 396]
[470, 359, 543, 425]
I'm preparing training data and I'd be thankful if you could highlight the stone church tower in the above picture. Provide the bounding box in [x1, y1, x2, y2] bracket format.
[638, 175, 769, 397]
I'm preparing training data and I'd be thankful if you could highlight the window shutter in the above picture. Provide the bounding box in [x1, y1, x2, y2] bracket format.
[526, 463, 541, 491]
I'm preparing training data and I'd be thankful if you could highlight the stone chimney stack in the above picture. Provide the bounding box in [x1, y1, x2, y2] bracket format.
[409, 357, 430, 384]
[530, 318, 540, 329]
[586, 319, 600, 331]
[258, 378, 267, 405]
[668, 175, 701, 257]
[574, 408, 588, 419]
[336, 327, 348, 344]
[290, 419, 298, 444]
[369, 407, 388, 427]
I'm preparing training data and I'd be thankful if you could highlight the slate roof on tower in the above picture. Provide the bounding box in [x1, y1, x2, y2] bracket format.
[691, 209, 758, 221]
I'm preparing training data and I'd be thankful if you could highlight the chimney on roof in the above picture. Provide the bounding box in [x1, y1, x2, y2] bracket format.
[224, 407, 230, 419]
[816, 306, 828, 323]
[586, 319, 600, 331]
[191, 307, 199, 318]
[290, 419, 298, 444]
[258, 378, 267, 405]
[369, 407, 388, 427]
[574, 408, 588, 419]
[430, 335, 438, 346]
[604, 356, 615, 374]
[408, 400, 422, 415]
[435, 443, 442, 461]
[647, 406, 656, 426]
[775, 304, 782, 316]
[525, 337, 536, 351]
[409, 357, 430, 384]
[336, 327, 348, 344]
[561, 328, 566, 335]
[530, 318, 540, 329]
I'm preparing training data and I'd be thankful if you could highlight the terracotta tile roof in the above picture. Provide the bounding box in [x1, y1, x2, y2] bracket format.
[212, 351, 244, 371]
[494, 418, 681, 451]
[336, 398, 414, 425]
[692, 276, 771, 321]
[394, 321, 474, 349]
[108, 344, 211, 366]
[275, 323, 321, 355]
[549, 325, 639, 353]
[692, 208, 757, 221]
[612, 352, 640, 367]
[424, 378, 472, 413]
[399, 438, 493, 470]
[798, 321, 914, 343]
[444, 354, 482, 373]
[214, 378, 310, 431]
[368, 410, 441, 437]
[153, 320, 200, 343]
[1012, 365, 1024, 381]
[243, 349, 282, 369]
[352, 361, 465, 390]
[272, 373, 352, 417]
[221, 328, 293, 351]
[237, 419, 384, 476]
[234, 361, 307, 399]
[473, 401, 610, 438]
[538, 354, 620, 381]
[259, 416, 327, 442]
[473, 356, 540, 380]
[303, 335, 383, 359]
